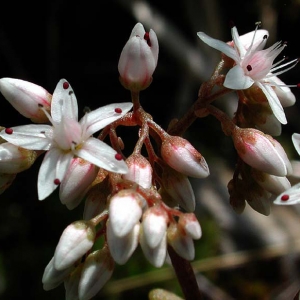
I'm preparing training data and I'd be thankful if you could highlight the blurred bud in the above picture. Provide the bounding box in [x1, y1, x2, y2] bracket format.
[59, 157, 99, 210]
[0, 142, 37, 174]
[42, 257, 74, 291]
[108, 189, 143, 237]
[232, 127, 292, 176]
[0, 78, 51, 123]
[162, 166, 196, 212]
[142, 206, 168, 248]
[122, 153, 153, 189]
[167, 223, 195, 261]
[227, 178, 246, 214]
[161, 135, 209, 178]
[149, 289, 184, 300]
[54, 220, 95, 271]
[118, 22, 159, 92]
[78, 246, 114, 300]
[106, 220, 140, 265]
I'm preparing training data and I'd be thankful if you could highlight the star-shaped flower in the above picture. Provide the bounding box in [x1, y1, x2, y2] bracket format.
[197, 23, 298, 124]
[0, 79, 132, 200]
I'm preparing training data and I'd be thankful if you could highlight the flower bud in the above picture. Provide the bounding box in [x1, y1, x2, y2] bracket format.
[178, 213, 202, 240]
[108, 189, 143, 237]
[139, 226, 167, 268]
[78, 246, 114, 300]
[162, 166, 196, 212]
[54, 220, 95, 271]
[59, 157, 99, 210]
[122, 153, 153, 189]
[107, 220, 140, 265]
[0, 142, 37, 174]
[142, 206, 168, 248]
[161, 135, 209, 178]
[42, 257, 74, 291]
[118, 22, 159, 92]
[0, 78, 52, 123]
[232, 127, 292, 176]
[64, 264, 83, 300]
[167, 222, 195, 261]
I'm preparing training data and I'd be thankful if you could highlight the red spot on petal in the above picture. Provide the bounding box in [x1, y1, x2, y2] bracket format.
[63, 82, 69, 89]
[115, 153, 123, 161]
[115, 107, 122, 114]
[281, 194, 289, 201]
[5, 128, 13, 134]
[246, 65, 252, 71]
[144, 32, 151, 47]
[54, 178, 61, 185]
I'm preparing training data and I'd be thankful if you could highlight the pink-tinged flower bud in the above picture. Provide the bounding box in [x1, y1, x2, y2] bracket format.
[108, 189, 143, 237]
[0, 78, 52, 123]
[142, 206, 168, 248]
[118, 22, 159, 92]
[252, 169, 291, 195]
[42, 257, 74, 291]
[78, 246, 114, 300]
[0, 142, 37, 174]
[59, 157, 99, 210]
[167, 223, 195, 261]
[232, 127, 292, 176]
[178, 213, 202, 240]
[139, 226, 167, 268]
[64, 264, 83, 300]
[122, 153, 153, 189]
[106, 220, 140, 265]
[161, 136, 209, 178]
[0, 173, 16, 195]
[162, 166, 196, 212]
[54, 220, 96, 271]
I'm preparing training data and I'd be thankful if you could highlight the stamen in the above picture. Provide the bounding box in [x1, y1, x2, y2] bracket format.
[281, 194, 289, 201]
[115, 153, 123, 161]
[5, 128, 13, 134]
[115, 108, 122, 114]
[246, 65, 252, 71]
[297, 83, 300, 88]
[54, 178, 61, 185]
[63, 82, 69, 89]
[263, 34, 268, 40]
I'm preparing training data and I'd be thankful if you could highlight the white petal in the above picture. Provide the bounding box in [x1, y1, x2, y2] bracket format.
[231, 27, 246, 58]
[75, 137, 128, 174]
[257, 82, 287, 124]
[224, 65, 254, 89]
[38, 148, 73, 200]
[274, 182, 300, 205]
[292, 133, 300, 156]
[51, 79, 78, 123]
[130, 22, 145, 38]
[0, 125, 52, 150]
[82, 102, 132, 137]
[197, 32, 239, 61]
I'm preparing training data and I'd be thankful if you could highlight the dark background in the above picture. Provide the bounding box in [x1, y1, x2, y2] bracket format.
[1, 1, 300, 299]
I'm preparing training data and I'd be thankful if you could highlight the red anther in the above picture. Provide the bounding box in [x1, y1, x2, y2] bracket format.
[63, 82, 69, 89]
[5, 128, 13, 134]
[246, 65, 252, 71]
[297, 83, 300, 89]
[115, 107, 122, 114]
[263, 35, 268, 39]
[54, 178, 61, 185]
[281, 194, 289, 201]
[115, 153, 123, 161]
[144, 32, 151, 47]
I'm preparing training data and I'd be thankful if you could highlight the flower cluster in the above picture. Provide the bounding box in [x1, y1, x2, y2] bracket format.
[0, 20, 299, 300]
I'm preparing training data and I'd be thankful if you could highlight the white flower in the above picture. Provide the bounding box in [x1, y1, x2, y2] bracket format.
[0, 79, 133, 200]
[197, 24, 298, 124]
